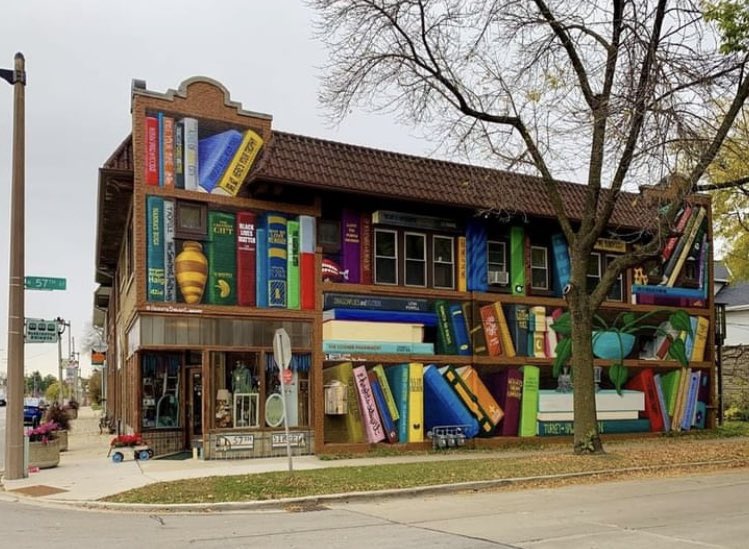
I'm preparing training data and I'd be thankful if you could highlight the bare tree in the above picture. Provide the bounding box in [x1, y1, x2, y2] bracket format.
[310, 0, 749, 453]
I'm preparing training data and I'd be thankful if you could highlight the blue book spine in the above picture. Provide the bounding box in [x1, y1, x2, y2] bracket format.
[369, 374, 398, 442]
[682, 372, 701, 431]
[551, 233, 571, 297]
[157, 112, 164, 187]
[385, 364, 409, 443]
[266, 213, 287, 308]
[631, 284, 706, 299]
[256, 226, 268, 307]
[504, 304, 529, 356]
[466, 219, 488, 292]
[322, 308, 438, 326]
[322, 340, 435, 354]
[198, 129, 243, 192]
[146, 196, 165, 301]
[449, 303, 472, 355]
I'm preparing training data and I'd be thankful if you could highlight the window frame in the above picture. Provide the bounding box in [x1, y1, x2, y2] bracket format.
[529, 245, 549, 291]
[587, 252, 624, 301]
[374, 228, 399, 285]
[175, 200, 208, 240]
[487, 239, 508, 288]
[404, 231, 427, 287]
[432, 235, 456, 289]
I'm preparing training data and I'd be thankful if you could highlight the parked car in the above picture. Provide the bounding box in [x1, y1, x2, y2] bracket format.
[23, 398, 47, 427]
[0, 392, 6, 406]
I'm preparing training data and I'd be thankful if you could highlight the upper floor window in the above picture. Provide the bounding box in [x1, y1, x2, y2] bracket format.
[587, 252, 623, 301]
[530, 246, 549, 290]
[405, 232, 427, 287]
[374, 228, 398, 285]
[433, 236, 455, 289]
[487, 240, 508, 287]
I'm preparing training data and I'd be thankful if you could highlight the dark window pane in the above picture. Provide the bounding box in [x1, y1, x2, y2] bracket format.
[376, 258, 397, 284]
[405, 260, 426, 286]
[405, 233, 425, 260]
[434, 263, 454, 288]
[375, 231, 396, 257]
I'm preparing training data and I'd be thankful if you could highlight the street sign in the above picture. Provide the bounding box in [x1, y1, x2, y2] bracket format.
[273, 328, 292, 370]
[24, 276, 67, 291]
[24, 318, 59, 343]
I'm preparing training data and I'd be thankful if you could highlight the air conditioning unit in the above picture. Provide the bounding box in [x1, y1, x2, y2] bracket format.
[488, 270, 509, 285]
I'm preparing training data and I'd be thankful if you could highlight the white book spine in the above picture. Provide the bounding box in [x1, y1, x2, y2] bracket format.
[182, 117, 199, 191]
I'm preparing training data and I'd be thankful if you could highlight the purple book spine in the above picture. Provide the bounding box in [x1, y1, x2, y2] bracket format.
[341, 209, 361, 283]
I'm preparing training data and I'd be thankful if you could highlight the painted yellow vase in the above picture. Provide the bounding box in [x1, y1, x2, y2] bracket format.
[175, 241, 208, 304]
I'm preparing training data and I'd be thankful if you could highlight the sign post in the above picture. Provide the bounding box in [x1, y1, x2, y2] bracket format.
[273, 328, 293, 473]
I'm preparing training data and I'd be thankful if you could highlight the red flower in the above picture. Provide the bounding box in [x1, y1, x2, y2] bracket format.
[110, 434, 143, 447]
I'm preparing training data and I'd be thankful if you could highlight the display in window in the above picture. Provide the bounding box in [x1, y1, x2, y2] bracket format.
[141, 354, 180, 429]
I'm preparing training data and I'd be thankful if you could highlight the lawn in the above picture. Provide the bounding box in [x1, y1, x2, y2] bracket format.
[104, 423, 749, 505]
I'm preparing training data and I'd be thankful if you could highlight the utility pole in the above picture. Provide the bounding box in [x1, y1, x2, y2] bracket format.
[2, 53, 27, 481]
[56, 318, 69, 403]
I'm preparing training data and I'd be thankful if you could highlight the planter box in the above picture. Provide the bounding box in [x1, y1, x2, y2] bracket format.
[66, 408, 78, 420]
[28, 439, 60, 469]
[56, 430, 68, 452]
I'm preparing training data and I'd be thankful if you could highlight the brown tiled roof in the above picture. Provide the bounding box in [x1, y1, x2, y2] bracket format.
[103, 135, 133, 171]
[103, 131, 652, 229]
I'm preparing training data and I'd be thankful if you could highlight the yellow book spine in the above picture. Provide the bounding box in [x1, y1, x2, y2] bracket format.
[407, 363, 424, 443]
[214, 129, 264, 197]
[373, 364, 399, 421]
[458, 236, 467, 292]
[493, 302, 516, 357]
[672, 367, 691, 430]
[690, 316, 709, 362]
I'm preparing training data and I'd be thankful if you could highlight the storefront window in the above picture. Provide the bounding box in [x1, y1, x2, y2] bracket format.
[141, 353, 181, 429]
[212, 352, 260, 429]
[264, 353, 311, 428]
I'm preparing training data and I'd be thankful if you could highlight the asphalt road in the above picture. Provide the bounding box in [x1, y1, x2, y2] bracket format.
[1, 469, 747, 548]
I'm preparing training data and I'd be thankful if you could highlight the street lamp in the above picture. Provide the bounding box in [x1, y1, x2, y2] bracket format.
[1, 53, 27, 480]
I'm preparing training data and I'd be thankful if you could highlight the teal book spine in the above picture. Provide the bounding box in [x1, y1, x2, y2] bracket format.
[385, 364, 410, 443]
[537, 418, 651, 436]
[449, 303, 472, 355]
[287, 219, 300, 309]
[146, 196, 165, 301]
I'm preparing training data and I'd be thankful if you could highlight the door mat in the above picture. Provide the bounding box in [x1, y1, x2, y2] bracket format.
[11, 485, 68, 497]
[154, 451, 193, 461]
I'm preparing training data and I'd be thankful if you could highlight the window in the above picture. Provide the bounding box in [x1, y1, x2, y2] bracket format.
[433, 236, 455, 289]
[318, 219, 341, 255]
[487, 240, 508, 287]
[405, 232, 427, 287]
[587, 253, 623, 300]
[176, 201, 207, 240]
[374, 229, 398, 284]
[530, 246, 549, 290]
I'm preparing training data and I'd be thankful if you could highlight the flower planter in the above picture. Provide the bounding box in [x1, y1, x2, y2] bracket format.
[592, 331, 635, 360]
[28, 439, 60, 469]
[66, 408, 78, 420]
[56, 430, 69, 452]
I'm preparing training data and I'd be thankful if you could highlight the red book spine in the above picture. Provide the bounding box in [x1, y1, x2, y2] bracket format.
[501, 369, 523, 436]
[625, 369, 664, 432]
[145, 116, 159, 186]
[300, 253, 315, 309]
[163, 117, 175, 188]
[360, 212, 372, 285]
[662, 205, 692, 263]
[480, 304, 502, 356]
[236, 212, 257, 307]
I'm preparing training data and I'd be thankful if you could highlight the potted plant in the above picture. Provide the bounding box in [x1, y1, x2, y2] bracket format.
[65, 398, 79, 420]
[550, 309, 693, 393]
[43, 402, 72, 451]
[27, 421, 61, 469]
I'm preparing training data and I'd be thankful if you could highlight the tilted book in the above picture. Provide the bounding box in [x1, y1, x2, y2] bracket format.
[163, 199, 176, 302]
[625, 368, 664, 432]
[213, 129, 264, 197]
[198, 129, 243, 193]
[510, 226, 526, 295]
[456, 366, 504, 426]
[662, 206, 699, 283]
[144, 116, 159, 186]
[464, 301, 488, 355]
[298, 215, 316, 310]
[690, 316, 709, 362]
[434, 300, 457, 355]
[360, 212, 373, 285]
[341, 209, 361, 284]
[466, 219, 488, 292]
[551, 232, 571, 297]
[385, 363, 410, 442]
[323, 362, 365, 443]
[173, 120, 184, 189]
[265, 213, 287, 308]
[368, 371, 398, 443]
[352, 365, 386, 443]
[653, 373, 672, 432]
[236, 211, 257, 307]
[440, 365, 495, 435]
[485, 369, 522, 436]
[666, 208, 706, 287]
[423, 365, 479, 439]
[661, 205, 692, 263]
[479, 304, 502, 356]
[256, 227, 267, 307]
[538, 418, 651, 436]
[519, 365, 540, 437]
[323, 293, 430, 312]
[407, 362, 424, 443]
[372, 364, 399, 421]
[322, 320, 424, 343]
[162, 116, 175, 188]
[493, 302, 516, 357]
[205, 211, 237, 305]
[146, 196, 165, 301]
[449, 303, 472, 355]
[671, 367, 691, 430]
[181, 117, 199, 191]
[286, 219, 301, 309]
[660, 369, 682, 417]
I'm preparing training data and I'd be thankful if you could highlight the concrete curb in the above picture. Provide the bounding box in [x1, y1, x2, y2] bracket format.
[6, 458, 743, 514]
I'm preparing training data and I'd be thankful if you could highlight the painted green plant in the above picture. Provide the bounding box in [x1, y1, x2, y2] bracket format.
[549, 309, 693, 394]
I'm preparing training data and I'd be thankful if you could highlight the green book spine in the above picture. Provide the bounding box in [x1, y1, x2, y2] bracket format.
[323, 362, 365, 443]
[373, 364, 400, 421]
[146, 196, 165, 302]
[286, 219, 300, 309]
[434, 299, 456, 355]
[662, 369, 682, 416]
[519, 365, 540, 437]
[510, 226, 526, 295]
[206, 211, 237, 305]
[385, 364, 410, 443]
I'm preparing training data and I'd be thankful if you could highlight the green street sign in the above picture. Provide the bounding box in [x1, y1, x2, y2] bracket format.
[24, 276, 67, 291]
[24, 318, 59, 343]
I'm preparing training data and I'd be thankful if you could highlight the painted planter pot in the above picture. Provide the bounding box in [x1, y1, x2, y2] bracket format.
[28, 439, 61, 469]
[592, 331, 635, 360]
[175, 241, 208, 304]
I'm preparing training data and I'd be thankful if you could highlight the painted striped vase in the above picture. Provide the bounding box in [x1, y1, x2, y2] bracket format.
[175, 241, 208, 304]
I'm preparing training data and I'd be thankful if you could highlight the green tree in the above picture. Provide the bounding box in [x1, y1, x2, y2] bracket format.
[311, 0, 749, 453]
[88, 371, 102, 406]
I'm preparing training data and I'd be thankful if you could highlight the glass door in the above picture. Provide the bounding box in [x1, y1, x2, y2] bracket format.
[186, 367, 203, 445]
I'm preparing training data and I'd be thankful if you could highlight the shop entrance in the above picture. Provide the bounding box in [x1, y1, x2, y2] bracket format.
[186, 367, 203, 447]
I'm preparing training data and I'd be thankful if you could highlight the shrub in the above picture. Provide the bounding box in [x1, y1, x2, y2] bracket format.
[44, 403, 72, 431]
[27, 422, 59, 443]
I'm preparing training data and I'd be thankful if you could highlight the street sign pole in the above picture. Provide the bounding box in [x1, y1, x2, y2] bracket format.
[273, 328, 293, 473]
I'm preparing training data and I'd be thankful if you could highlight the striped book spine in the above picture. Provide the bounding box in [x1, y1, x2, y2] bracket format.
[174, 120, 184, 189]
[162, 116, 175, 188]
[466, 220, 487, 291]
[372, 364, 399, 421]
[368, 371, 398, 443]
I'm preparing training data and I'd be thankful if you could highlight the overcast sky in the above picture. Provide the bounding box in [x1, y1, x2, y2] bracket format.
[0, 0, 443, 380]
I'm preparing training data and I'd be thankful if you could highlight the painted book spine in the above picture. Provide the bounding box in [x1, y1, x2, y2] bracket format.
[494, 302, 516, 357]
[510, 226, 526, 295]
[198, 129, 243, 192]
[464, 301, 488, 355]
[690, 316, 709, 362]
[449, 303, 472, 355]
[624, 369, 664, 432]
[162, 116, 175, 188]
[407, 363, 424, 443]
[480, 304, 502, 356]
[368, 371, 398, 443]
[501, 369, 523, 436]
[163, 199, 176, 302]
[157, 112, 164, 186]
[681, 371, 701, 431]
[341, 209, 361, 284]
[373, 364, 400, 421]
[631, 284, 707, 299]
[145, 116, 159, 186]
[299, 215, 316, 310]
[441, 366, 494, 435]
[353, 366, 386, 443]
[434, 300, 457, 355]
[206, 211, 237, 305]
[323, 293, 430, 312]
[456, 366, 504, 426]
[505, 304, 529, 357]
[256, 227, 268, 308]
[466, 220, 487, 292]
[667, 208, 706, 286]
[385, 364, 409, 443]
[322, 340, 435, 354]
[360, 212, 372, 285]
[661, 369, 681, 417]
[519, 365, 540, 437]
[322, 321, 423, 342]
[538, 419, 651, 436]
[653, 373, 672, 432]
[286, 219, 301, 309]
[213, 129, 264, 197]
[662, 206, 698, 282]
[551, 233, 571, 297]
[236, 211, 257, 307]
[266, 214, 287, 308]
[322, 309, 438, 325]
[146, 196, 165, 301]
[173, 120, 184, 189]
[182, 117, 199, 191]
[322, 362, 365, 443]
[662, 205, 692, 263]
[457, 236, 467, 292]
